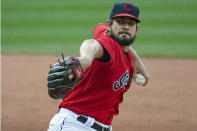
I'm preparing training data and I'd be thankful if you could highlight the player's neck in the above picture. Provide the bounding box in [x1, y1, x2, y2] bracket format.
[120, 46, 129, 53]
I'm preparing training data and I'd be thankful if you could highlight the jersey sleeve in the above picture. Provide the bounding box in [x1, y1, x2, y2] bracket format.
[96, 35, 116, 63]
[93, 23, 107, 39]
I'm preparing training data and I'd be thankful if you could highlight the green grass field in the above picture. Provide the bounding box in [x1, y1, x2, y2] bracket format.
[2, 0, 197, 57]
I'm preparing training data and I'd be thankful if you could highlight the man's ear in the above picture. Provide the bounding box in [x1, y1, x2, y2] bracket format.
[106, 20, 111, 33]
[136, 25, 140, 35]
[106, 20, 110, 26]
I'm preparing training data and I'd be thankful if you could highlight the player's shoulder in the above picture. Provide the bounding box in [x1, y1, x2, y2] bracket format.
[93, 23, 107, 39]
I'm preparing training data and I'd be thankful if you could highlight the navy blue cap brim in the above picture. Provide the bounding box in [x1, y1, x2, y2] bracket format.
[111, 13, 140, 23]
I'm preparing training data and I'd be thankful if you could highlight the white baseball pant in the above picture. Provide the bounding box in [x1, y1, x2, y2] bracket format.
[47, 108, 112, 131]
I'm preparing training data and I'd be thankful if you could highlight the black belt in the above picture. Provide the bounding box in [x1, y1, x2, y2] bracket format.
[77, 115, 110, 131]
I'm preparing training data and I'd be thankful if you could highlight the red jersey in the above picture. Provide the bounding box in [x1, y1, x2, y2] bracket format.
[59, 24, 134, 125]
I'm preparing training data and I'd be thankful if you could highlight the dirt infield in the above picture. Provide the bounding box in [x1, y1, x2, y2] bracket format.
[2, 55, 197, 131]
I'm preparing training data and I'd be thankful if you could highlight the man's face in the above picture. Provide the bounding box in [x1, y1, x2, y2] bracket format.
[107, 17, 139, 45]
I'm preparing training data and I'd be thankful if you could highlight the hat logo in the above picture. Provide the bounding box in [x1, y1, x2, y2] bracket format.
[124, 3, 133, 11]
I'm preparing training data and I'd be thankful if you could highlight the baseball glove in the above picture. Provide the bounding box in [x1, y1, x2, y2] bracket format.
[47, 55, 83, 100]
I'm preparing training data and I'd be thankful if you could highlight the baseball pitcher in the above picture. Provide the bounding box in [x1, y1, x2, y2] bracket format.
[47, 2, 149, 131]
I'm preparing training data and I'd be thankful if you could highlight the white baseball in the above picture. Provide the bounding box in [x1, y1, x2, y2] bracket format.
[135, 73, 146, 85]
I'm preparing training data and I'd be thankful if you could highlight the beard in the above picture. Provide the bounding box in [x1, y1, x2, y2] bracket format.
[109, 30, 136, 46]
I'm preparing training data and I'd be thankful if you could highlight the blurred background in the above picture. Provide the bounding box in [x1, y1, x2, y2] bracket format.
[2, 0, 197, 131]
[2, 0, 197, 57]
